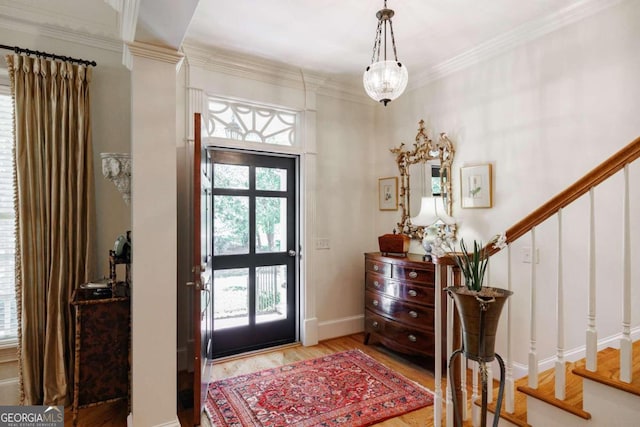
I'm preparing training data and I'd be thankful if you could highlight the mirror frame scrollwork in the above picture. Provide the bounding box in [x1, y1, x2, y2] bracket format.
[390, 120, 455, 240]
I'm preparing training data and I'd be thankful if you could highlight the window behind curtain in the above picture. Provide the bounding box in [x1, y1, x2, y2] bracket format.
[0, 85, 17, 342]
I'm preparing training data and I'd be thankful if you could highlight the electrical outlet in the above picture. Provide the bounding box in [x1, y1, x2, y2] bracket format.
[522, 247, 539, 264]
[315, 238, 330, 250]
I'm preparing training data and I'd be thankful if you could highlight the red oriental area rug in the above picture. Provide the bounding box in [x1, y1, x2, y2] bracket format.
[205, 349, 433, 426]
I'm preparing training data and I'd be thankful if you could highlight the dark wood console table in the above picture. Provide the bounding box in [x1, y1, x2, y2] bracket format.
[70, 285, 130, 426]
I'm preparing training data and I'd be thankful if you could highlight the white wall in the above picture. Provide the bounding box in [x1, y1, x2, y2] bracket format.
[314, 93, 378, 339]
[385, 0, 640, 367]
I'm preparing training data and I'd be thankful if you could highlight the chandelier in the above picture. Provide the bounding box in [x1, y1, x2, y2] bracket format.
[363, 0, 408, 106]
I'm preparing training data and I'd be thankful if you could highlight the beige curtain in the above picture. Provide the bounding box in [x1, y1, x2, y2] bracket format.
[6, 54, 95, 405]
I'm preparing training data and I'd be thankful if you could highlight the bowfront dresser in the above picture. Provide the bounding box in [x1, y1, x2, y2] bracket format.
[364, 252, 455, 366]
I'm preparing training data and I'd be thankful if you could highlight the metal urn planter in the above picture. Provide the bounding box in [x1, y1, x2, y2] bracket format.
[446, 285, 513, 427]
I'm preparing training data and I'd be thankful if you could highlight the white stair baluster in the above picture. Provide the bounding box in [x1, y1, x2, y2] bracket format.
[449, 264, 468, 421]
[620, 164, 632, 382]
[528, 228, 538, 388]
[472, 361, 480, 427]
[435, 265, 443, 426]
[586, 188, 598, 372]
[555, 209, 566, 399]
[446, 271, 454, 426]
[505, 244, 515, 413]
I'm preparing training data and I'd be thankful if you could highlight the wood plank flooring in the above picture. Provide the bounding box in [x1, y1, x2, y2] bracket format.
[66, 333, 448, 426]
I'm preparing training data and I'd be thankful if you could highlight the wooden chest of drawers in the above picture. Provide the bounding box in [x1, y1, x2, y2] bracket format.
[364, 252, 452, 363]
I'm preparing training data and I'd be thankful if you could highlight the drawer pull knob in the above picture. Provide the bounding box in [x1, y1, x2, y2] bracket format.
[372, 321, 379, 328]
[372, 300, 379, 306]
[373, 265, 379, 271]
[408, 334, 417, 342]
[409, 310, 418, 318]
[409, 271, 418, 279]
[408, 289, 417, 297]
[374, 280, 380, 288]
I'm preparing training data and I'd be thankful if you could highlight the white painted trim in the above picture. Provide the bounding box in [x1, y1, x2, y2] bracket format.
[317, 315, 364, 342]
[412, 0, 625, 86]
[511, 325, 640, 380]
[127, 42, 184, 66]
[182, 44, 371, 105]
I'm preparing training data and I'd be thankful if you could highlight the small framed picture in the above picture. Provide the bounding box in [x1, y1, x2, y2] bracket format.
[461, 164, 493, 208]
[378, 177, 398, 211]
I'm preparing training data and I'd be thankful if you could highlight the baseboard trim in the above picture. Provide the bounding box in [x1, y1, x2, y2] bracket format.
[511, 326, 640, 379]
[317, 315, 363, 342]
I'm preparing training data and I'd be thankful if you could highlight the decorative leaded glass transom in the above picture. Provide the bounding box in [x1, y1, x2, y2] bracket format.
[206, 97, 297, 146]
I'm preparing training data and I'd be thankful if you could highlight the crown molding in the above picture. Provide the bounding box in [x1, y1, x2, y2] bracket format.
[0, 2, 118, 41]
[182, 43, 373, 105]
[183, 43, 328, 92]
[0, 13, 121, 54]
[127, 41, 184, 67]
[411, 0, 625, 87]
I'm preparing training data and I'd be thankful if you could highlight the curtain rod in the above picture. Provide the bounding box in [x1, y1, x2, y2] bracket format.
[0, 44, 96, 67]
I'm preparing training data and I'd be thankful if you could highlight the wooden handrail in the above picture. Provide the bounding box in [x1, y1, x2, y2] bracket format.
[485, 136, 640, 256]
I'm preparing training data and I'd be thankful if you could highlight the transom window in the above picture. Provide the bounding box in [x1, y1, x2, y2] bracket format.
[206, 97, 297, 146]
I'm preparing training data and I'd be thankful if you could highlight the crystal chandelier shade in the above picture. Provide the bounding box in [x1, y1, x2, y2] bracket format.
[363, 0, 408, 106]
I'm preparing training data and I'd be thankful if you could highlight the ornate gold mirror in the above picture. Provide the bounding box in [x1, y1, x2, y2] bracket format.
[391, 120, 455, 240]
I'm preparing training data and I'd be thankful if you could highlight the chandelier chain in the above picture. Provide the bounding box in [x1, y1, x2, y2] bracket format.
[388, 19, 399, 62]
[370, 19, 383, 64]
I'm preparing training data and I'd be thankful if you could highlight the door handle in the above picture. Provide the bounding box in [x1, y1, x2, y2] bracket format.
[186, 281, 202, 290]
[288, 250, 297, 257]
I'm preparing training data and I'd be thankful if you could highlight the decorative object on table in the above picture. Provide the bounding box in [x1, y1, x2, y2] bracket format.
[461, 164, 493, 208]
[109, 230, 131, 288]
[445, 235, 512, 427]
[411, 196, 457, 260]
[378, 176, 398, 210]
[391, 120, 456, 240]
[377, 230, 410, 256]
[363, 0, 408, 106]
[205, 349, 433, 427]
[101, 152, 131, 205]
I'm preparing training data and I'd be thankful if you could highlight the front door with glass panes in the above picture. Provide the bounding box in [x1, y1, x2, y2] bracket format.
[210, 150, 297, 357]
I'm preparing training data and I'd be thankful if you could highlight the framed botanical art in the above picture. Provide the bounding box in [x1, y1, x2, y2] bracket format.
[378, 177, 398, 211]
[460, 164, 493, 208]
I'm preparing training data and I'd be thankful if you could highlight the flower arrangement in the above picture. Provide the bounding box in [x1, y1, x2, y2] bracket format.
[451, 233, 506, 292]
[423, 224, 456, 258]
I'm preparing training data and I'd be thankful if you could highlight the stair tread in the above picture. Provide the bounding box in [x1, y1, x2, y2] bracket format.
[467, 371, 530, 427]
[572, 340, 640, 397]
[517, 360, 591, 420]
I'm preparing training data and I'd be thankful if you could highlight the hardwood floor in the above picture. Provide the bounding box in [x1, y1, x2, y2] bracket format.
[68, 333, 452, 426]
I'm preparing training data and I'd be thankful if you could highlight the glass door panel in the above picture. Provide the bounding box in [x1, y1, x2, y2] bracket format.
[213, 195, 249, 255]
[255, 197, 286, 254]
[256, 265, 287, 324]
[213, 268, 249, 330]
[210, 150, 297, 358]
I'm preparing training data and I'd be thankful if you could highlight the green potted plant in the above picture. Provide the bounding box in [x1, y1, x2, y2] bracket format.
[446, 235, 512, 362]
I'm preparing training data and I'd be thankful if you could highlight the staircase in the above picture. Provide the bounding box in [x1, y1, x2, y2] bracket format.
[436, 135, 640, 427]
[468, 339, 640, 426]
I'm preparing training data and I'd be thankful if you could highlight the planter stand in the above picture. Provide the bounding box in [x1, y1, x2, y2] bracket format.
[446, 287, 512, 427]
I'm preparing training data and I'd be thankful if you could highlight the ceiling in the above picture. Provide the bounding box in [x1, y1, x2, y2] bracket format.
[0, 0, 592, 79]
[183, 0, 583, 78]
